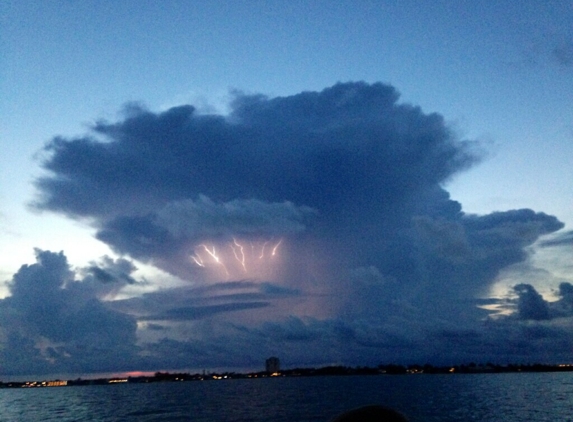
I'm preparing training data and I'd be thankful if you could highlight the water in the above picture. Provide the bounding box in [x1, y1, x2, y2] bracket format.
[1, 372, 572, 421]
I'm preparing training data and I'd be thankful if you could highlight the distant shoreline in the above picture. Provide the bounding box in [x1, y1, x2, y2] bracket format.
[2, 362, 572, 389]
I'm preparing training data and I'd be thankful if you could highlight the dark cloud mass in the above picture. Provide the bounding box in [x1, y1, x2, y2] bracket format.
[3, 82, 569, 376]
[0, 250, 140, 375]
[514, 283, 550, 320]
[35, 82, 476, 219]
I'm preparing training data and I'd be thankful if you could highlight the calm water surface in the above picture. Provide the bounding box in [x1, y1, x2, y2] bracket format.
[1, 372, 572, 421]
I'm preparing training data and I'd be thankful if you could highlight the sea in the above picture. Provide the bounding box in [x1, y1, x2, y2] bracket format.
[1, 372, 572, 421]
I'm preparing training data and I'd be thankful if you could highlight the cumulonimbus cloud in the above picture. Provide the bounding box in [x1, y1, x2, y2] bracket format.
[5, 81, 568, 374]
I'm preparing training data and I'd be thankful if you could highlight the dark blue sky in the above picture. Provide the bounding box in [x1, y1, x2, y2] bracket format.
[1, 1, 572, 378]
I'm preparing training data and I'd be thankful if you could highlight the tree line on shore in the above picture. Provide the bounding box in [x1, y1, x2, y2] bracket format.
[2, 362, 572, 388]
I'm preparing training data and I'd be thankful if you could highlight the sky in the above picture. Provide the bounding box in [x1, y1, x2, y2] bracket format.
[1, 0, 572, 378]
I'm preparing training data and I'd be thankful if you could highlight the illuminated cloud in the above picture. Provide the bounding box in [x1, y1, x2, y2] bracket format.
[94, 196, 314, 280]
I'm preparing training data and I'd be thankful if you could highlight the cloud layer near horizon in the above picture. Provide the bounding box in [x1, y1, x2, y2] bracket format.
[1, 82, 569, 376]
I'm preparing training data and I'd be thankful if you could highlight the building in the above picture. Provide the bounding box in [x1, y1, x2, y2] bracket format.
[265, 357, 280, 374]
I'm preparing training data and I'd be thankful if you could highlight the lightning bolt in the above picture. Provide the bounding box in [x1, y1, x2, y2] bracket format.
[259, 241, 268, 259]
[201, 245, 220, 262]
[200, 244, 229, 277]
[271, 238, 283, 256]
[192, 237, 283, 280]
[230, 243, 241, 262]
[232, 238, 247, 271]
[191, 255, 205, 267]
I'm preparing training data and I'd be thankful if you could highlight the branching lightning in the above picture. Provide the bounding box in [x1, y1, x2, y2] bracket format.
[232, 238, 247, 272]
[190, 237, 284, 280]
[199, 244, 229, 277]
[191, 255, 205, 267]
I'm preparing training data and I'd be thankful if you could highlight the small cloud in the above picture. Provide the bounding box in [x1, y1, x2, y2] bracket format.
[514, 283, 550, 321]
[258, 282, 301, 296]
[538, 230, 573, 247]
[86, 266, 115, 283]
[552, 42, 573, 67]
[513, 37, 573, 70]
[143, 302, 270, 321]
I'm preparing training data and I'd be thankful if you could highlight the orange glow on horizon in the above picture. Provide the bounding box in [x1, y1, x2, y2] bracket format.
[120, 371, 156, 378]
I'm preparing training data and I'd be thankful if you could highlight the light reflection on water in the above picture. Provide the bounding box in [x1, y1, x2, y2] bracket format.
[0, 372, 572, 421]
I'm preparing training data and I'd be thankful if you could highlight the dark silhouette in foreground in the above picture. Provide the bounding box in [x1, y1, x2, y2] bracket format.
[332, 405, 408, 422]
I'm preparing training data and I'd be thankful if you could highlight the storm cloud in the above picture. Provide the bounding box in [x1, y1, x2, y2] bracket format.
[3, 82, 568, 375]
[34, 83, 477, 220]
[32, 82, 499, 289]
[0, 250, 140, 375]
